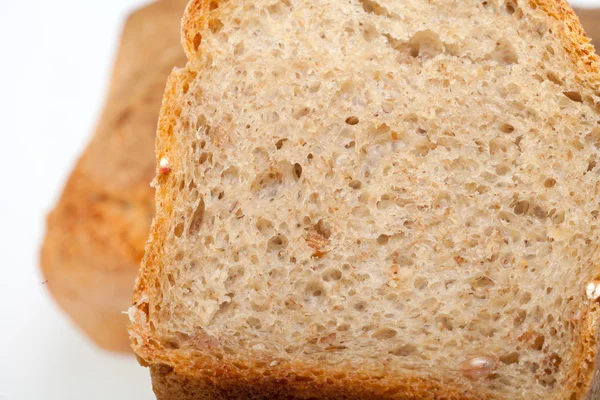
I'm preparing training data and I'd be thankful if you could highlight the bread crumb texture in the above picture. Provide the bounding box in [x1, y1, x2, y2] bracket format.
[130, 0, 600, 398]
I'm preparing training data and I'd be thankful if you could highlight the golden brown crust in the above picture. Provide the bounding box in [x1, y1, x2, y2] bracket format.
[149, 363, 487, 400]
[40, 0, 187, 352]
[131, 0, 600, 397]
[181, 0, 216, 60]
[529, 0, 599, 81]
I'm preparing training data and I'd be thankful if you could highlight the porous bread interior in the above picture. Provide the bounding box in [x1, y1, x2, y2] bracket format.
[138, 0, 600, 397]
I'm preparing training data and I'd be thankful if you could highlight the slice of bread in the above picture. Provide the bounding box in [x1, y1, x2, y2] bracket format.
[40, 0, 187, 352]
[129, 0, 600, 397]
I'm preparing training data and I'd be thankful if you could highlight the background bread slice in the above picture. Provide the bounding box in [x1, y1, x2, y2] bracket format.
[130, 0, 600, 398]
[40, 0, 187, 353]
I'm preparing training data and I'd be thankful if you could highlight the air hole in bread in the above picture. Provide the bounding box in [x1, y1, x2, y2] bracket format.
[513, 200, 530, 215]
[294, 108, 310, 119]
[218, 168, 238, 186]
[533, 334, 545, 351]
[174, 223, 184, 238]
[247, 316, 262, 329]
[306, 281, 326, 297]
[267, 0, 292, 17]
[471, 275, 495, 289]
[199, 152, 213, 165]
[505, 0, 517, 14]
[563, 91, 583, 103]
[269, 267, 287, 281]
[322, 269, 342, 282]
[210, 187, 224, 200]
[377, 194, 394, 210]
[293, 163, 303, 180]
[587, 157, 597, 172]
[390, 344, 417, 357]
[256, 218, 274, 236]
[546, 71, 563, 85]
[337, 323, 351, 332]
[476, 184, 490, 194]
[309, 192, 320, 205]
[314, 219, 332, 239]
[275, 138, 288, 149]
[372, 328, 397, 340]
[345, 116, 359, 125]
[165, 340, 180, 350]
[188, 197, 206, 236]
[500, 123, 515, 133]
[520, 294, 532, 309]
[489, 137, 510, 155]
[377, 234, 389, 245]
[174, 251, 184, 262]
[354, 301, 367, 311]
[267, 234, 288, 253]
[414, 277, 428, 290]
[358, 0, 388, 15]
[348, 180, 362, 189]
[209, 1, 219, 10]
[167, 273, 176, 287]
[499, 211, 514, 223]
[544, 178, 557, 188]
[499, 352, 519, 365]
[489, 39, 518, 64]
[208, 18, 224, 34]
[192, 33, 202, 51]
[552, 211, 565, 224]
[409, 30, 443, 58]
[360, 21, 379, 42]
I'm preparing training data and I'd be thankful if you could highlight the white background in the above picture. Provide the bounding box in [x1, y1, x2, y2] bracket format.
[0, 0, 599, 399]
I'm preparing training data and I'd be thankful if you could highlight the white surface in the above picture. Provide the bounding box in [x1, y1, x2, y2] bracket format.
[0, 0, 599, 399]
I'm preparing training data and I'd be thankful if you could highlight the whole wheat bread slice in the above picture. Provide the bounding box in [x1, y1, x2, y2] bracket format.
[130, 0, 600, 398]
[41, 0, 187, 352]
